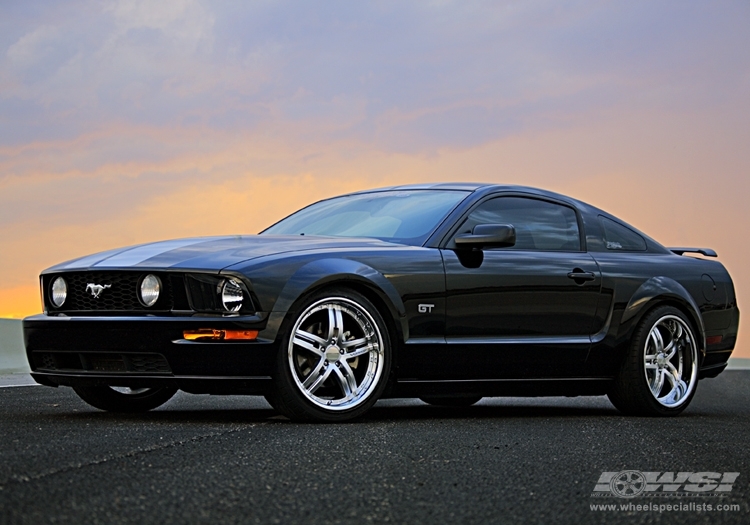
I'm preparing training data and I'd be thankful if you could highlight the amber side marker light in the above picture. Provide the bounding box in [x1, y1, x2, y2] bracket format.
[705, 335, 723, 346]
[183, 329, 258, 341]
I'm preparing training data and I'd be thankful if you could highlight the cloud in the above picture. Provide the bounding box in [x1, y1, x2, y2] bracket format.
[6, 24, 60, 66]
[2, 1, 748, 149]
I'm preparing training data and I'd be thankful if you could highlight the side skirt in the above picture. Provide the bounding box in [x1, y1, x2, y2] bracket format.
[390, 377, 613, 398]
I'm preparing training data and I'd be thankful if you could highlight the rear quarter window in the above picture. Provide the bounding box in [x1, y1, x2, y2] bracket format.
[599, 216, 647, 251]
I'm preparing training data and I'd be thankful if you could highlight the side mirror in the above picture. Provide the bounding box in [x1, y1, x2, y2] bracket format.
[455, 223, 516, 249]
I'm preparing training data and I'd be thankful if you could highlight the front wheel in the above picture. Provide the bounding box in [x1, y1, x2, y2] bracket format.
[73, 385, 177, 413]
[268, 289, 391, 422]
[608, 306, 699, 416]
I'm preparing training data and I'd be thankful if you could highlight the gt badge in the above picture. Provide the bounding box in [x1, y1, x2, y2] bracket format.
[418, 304, 435, 314]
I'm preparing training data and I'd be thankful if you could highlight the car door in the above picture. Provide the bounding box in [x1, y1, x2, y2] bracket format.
[441, 195, 602, 378]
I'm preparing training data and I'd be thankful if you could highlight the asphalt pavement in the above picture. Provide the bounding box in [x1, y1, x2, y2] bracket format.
[1, 372, 749, 525]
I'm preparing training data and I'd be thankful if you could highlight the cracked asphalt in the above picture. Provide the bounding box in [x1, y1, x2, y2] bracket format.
[1, 372, 749, 524]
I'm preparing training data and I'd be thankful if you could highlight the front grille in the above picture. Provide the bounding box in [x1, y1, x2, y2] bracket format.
[88, 355, 128, 372]
[33, 352, 172, 374]
[43, 271, 252, 314]
[40, 353, 56, 369]
[128, 354, 172, 373]
[45, 272, 175, 312]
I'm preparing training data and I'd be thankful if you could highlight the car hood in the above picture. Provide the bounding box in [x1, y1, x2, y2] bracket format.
[44, 235, 403, 273]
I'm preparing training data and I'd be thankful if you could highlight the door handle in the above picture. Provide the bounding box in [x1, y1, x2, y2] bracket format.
[567, 270, 596, 282]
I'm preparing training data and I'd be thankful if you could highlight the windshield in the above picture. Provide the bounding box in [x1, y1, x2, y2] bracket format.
[262, 190, 470, 245]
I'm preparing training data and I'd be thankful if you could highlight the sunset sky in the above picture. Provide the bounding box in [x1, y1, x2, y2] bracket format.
[1, 1, 748, 355]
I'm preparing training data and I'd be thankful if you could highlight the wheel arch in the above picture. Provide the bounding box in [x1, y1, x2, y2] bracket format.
[258, 258, 407, 347]
[619, 276, 706, 356]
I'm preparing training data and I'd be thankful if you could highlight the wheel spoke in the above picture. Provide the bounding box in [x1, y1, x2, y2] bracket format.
[650, 369, 665, 396]
[660, 369, 687, 404]
[332, 365, 353, 399]
[304, 362, 332, 393]
[665, 361, 685, 388]
[341, 336, 367, 349]
[644, 354, 658, 369]
[339, 359, 359, 395]
[343, 339, 377, 359]
[663, 340, 676, 360]
[296, 329, 327, 347]
[327, 307, 345, 342]
[293, 332, 325, 356]
[650, 328, 665, 354]
[302, 357, 328, 389]
[673, 322, 683, 340]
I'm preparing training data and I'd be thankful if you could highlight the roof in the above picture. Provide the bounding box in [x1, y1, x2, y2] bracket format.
[351, 182, 491, 192]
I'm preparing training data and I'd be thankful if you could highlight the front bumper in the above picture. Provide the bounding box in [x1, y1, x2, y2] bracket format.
[23, 314, 279, 394]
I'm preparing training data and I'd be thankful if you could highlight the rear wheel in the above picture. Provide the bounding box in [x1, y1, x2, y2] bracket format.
[420, 396, 482, 407]
[608, 305, 699, 416]
[268, 289, 391, 422]
[73, 385, 177, 413]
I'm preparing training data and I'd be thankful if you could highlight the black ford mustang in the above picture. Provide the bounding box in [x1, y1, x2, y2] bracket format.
[24, 183, 739, 421]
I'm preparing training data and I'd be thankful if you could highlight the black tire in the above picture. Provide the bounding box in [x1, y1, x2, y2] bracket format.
[608, 305, 700, 417]
[73, 385, 177, 413]
[267, 288, 392, 422]
[420, 396, 482, 407]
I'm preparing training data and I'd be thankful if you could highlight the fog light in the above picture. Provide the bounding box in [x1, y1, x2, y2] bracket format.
[51, 277, 67, 307]
[140, 274, 161, 307]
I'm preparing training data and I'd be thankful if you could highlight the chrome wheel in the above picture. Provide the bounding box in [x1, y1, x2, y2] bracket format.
[643, 314, 697, 408]
[288, 296, 385, 411]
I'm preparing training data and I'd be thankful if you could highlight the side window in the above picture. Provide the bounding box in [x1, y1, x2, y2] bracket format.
[599, 216, 647, 251]
[457, 197, 581, 251]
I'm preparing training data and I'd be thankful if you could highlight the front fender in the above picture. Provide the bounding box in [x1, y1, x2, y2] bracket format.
[621, 276, 705, 351]
[257, 258, 406, 342]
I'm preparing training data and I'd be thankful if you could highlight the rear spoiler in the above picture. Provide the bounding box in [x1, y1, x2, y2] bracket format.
[669, 247, 718, 257]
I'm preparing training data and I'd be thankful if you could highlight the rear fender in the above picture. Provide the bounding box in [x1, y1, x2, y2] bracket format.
[620, 276, 705, 354]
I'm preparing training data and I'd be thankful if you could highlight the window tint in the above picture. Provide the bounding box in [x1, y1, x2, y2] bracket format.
[599, 216, 647, 251]
[459, 197, 581, 251]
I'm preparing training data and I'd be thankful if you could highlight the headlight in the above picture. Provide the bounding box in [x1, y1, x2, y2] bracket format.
[139, 274, 161, 307]
[51, 277, 67, 307]
[221, 279, 244, 312]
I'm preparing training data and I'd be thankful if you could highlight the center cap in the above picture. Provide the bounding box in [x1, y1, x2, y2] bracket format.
[656, 353, 667, 367]
[325, 345, 342, 362]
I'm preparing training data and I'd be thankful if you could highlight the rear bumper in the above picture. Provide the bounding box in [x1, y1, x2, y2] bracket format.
[699, 305, 740, 379]
[23, 314, 279, 394]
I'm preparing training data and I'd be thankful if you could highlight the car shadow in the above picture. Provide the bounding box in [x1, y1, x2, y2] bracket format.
[34, 398, 627, 426]
[23, 395, 719, 425]
[362, 402, 621, 421]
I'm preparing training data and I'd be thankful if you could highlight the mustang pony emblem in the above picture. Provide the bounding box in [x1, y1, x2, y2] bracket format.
[86, 283, 111, 299]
